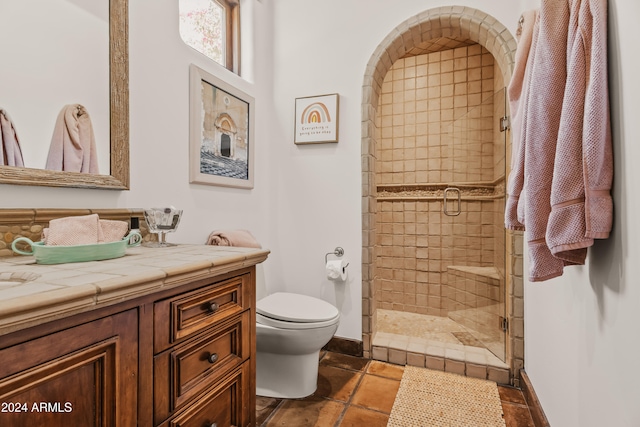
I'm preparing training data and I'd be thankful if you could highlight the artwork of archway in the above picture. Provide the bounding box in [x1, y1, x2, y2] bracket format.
[214, 113, 238, 158]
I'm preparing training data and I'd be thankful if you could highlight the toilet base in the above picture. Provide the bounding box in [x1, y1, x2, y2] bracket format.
[256, 350, 320, 398]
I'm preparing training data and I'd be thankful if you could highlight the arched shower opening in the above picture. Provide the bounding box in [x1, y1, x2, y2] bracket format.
[361, 6, 525, 385]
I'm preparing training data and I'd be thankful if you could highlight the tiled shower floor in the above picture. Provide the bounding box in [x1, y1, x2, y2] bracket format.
[373, 309, 508, 369]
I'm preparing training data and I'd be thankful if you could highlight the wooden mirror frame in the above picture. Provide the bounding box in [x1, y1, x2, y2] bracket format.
[0, 0, 129, 190]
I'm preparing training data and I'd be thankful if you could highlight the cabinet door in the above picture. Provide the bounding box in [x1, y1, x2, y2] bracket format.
[159, 361, 251, 427]
[0, 309, 138, 427]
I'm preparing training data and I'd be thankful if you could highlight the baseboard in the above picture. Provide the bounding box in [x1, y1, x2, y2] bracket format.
[323, 336, 363, 357]
[520, 369, 551, 427]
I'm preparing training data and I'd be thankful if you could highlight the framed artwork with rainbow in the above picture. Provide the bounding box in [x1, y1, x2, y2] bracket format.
[294, 93, 339, 144]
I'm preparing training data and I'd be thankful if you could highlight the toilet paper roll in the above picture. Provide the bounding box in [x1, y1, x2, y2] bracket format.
[326, 259, 347, 281]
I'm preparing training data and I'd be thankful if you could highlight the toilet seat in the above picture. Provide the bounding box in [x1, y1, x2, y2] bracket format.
[256, 292, 340, 330]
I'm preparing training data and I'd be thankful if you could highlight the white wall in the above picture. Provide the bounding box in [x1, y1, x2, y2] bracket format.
[267, 0, 524, 340]
[0, 2, 276, 249]
[271, 1, 640, 424]
[0, 0, 277, 322]
[1, 0, 274, 232]
[3, 1, 638, 423]
[262, 0, 539, 342]
[0, 0, 523, 343]
[523, 0, 640, 425]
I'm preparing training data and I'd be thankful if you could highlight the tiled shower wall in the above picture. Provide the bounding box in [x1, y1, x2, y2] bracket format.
[375, 43, 506, 314]
[376, 198, 503, 315]
[376, 45, 496, 186]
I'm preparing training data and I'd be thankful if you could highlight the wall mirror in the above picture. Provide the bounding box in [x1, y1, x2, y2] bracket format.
[0, 0, 129, 190]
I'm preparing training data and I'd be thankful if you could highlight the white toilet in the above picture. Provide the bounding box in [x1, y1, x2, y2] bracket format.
[256, 292, 340, 398]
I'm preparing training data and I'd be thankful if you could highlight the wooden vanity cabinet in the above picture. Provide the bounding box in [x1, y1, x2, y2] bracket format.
[0, 266, 258, 427]
[0, 309, 138, 427]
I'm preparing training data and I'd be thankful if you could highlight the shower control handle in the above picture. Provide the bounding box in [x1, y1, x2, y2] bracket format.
[443, 187, 461, 216]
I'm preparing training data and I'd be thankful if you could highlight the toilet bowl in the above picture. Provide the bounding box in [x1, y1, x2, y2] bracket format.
[256, 292, 340, 398]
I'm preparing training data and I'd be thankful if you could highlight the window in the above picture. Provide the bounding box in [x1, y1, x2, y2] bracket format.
[179, 0, 240, 73]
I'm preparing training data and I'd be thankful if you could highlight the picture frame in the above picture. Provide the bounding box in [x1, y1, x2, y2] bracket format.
[294, 93, 339, 144]
[189, 64, 255, 188]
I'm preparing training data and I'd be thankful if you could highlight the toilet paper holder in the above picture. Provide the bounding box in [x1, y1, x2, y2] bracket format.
[325, 247, 349, 270]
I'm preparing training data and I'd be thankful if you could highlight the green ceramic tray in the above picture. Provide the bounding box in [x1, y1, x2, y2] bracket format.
[11, 232, 142, 265]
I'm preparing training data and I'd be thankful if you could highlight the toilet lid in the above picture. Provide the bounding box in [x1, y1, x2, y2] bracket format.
[257, 292, 339, 323]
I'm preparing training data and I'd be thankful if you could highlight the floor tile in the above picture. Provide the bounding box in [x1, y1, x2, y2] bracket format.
[256, 396, 281, 425]
[501, 402, 536, 427]
[339, 406, 389, 427]
[320, 351, 370, 372]
[314, 365, 362, 402]
[366, 360, 405, 380]
[351, 374, 401, 414]
[257, 353, 539, 427]
[262, 396, 345, 427]
[498, 385, 528, 405]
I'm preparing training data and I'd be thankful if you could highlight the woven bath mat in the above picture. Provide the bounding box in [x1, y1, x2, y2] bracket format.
[387, 366, 506, 427]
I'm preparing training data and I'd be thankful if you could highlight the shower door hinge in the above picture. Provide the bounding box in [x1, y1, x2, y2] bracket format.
[499, 316, 509, 332]
[500, 116, 510, 132]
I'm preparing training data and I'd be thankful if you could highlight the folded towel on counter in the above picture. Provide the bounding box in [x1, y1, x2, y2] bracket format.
[0, 109, 25, 167]
[45, 104, 99, 173]
[43, 214, 128, 246]
[97, 219, 130, 243]
[206, 229, 262, 248]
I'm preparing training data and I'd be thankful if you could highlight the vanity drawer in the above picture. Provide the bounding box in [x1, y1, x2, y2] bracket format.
[154, 273, 251, 352]
[154, 311, 250, 423]
[159, 362, 251, 427]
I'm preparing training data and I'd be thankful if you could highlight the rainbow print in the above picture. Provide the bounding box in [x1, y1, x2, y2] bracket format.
[294, 93, 339, 144]
[301, 102, 331, 124]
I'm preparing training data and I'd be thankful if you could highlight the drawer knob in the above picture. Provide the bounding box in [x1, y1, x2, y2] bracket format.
[207, 352, 219, 364]
[208, 302, 219, 313]
[209, 423, 217, 427]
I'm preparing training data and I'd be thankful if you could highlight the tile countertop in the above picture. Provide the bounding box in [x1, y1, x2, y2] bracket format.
[0, 244, 270, 335]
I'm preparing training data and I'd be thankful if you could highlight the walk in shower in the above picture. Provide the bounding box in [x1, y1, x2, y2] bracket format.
[362, 7, 522, 384]
[366, 27, 516, 384]
[373, 53, 507, 363]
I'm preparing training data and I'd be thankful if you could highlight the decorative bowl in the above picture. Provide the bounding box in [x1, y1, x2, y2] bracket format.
[11, 231, 142, 265]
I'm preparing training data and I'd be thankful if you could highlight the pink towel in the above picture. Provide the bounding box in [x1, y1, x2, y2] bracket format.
[546, 0, 613, 261]
[43, 214, 128, 246]
[524, 0, 571, 281]
[99, 219, 130, 243]
[504, 9, 537, 232]
[0, 109, 25, 167]
[505, 0, 613, 282]
[45, 104, 100, 174]
[44, 214, 103, 246]
[206, 229, 262, 248]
